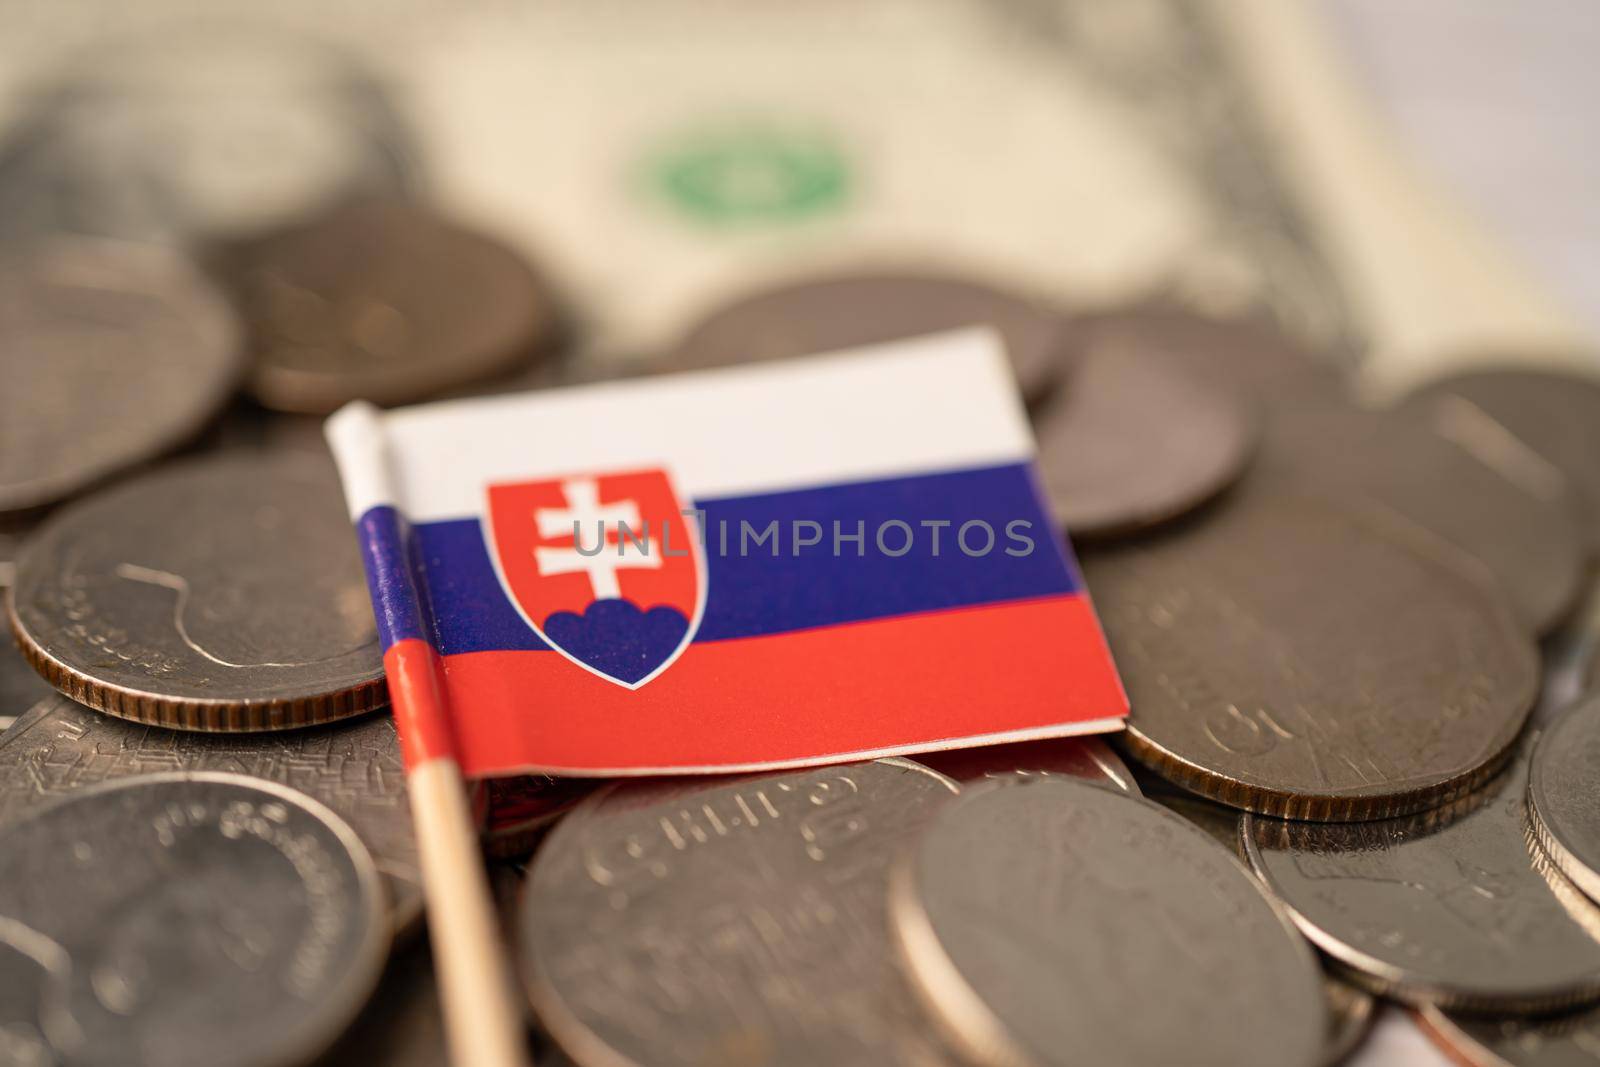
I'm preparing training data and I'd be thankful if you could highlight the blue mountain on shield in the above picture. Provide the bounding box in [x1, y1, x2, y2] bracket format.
[542, 599, 691, 685]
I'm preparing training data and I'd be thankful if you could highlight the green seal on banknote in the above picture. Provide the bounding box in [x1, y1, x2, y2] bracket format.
[646, 121, 849, 225]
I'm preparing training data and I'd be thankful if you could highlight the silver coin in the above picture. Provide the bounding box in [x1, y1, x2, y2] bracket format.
[1417, 1001, 1600, 1066]
[0, 25, 419, 244]
[1244, 740, 1600, 1013]
[8, 452, 386, 731]
[0, 771, 388, 1067]
[1034, 327, 1258, 538]
[914, 736, 1139, 795]
[1093, 310, 1587, 635]
[0, 238, 242, 513]
[890, 778, 1326, 1067]
[223, 197, 554, 414]
[1081, 492, 1538, 820]
[1529, 695, 1600, 904]
[1252, 392, 1586, 637]
[666, 269, 1072, 402]
[521, 758, 964, 1067]
[1402, 366, 1600, 555]
[0, 696, 420, 934]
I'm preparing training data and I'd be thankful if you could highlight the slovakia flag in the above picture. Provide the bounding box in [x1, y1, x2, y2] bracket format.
[327, 329, 1126, 776]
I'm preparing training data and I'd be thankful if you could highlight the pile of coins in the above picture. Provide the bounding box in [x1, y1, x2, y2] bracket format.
[6, 102, 1600, 1067]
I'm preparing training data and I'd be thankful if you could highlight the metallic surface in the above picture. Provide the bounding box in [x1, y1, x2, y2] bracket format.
[0, 25, 420, 244]
[521, 758, 963, 1067]
[0, 696, 420, 933]
[1529, 695, 1600, 904]
[1244, 741, 1600, 1013]
[0, 772, 388, 1067]
[1403, 366, 1600, 554]
[666, 270, 1072, 401]
[1417, 1001, 1600, 1067]
[1073, 305, 1350, 402]
[8, 453, 386, 730]
[224, 197, 553, 413]
[1253, 392, 1586, 637]
[1082, 493, 1538, 820]
[0, 238, 242, 513]
[913, 735, 1140, 795]
[890, 778, 1325, 1067]
[1033, 334, 1257, 538]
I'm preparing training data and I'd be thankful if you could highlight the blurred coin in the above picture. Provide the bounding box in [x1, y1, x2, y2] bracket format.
[1079, 309, 1585, 633]
[1073, 305, 1348, 402]
[222, 198, 553, 413]
[521, 758, 964, 1067]
[0, 772, 387, 1067]
[8, 453, 385, 731]
[666, 269, 1071, 401]
[0, 238, 241, 513]
[1416, 1001, 1600, 1067]
[890, 778, 1325, 1067]
[916, 736, 1138, 794]
[1033, 335, 1257, 538]
[0, 696, 420, 933]
[1256, 395, 1586, 636]
[1402, 366, 1600, 553]
[1082, 493, 1537, 820]
[0, 25, 419, 244]
[1529, 695, 1600, 904]
[1244, 740, 1600, 1012]
[482, 775, 595, 861]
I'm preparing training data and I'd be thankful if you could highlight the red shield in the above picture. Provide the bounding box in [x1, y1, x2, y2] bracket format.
[485, 468, 704, 688]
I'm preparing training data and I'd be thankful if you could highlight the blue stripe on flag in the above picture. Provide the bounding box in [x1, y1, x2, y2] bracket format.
[355, 505, 433, 650]
[408, 462, 1071, 656]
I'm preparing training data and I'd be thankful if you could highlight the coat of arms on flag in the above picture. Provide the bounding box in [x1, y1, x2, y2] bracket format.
[485, 469, 705, 688]
[327, 328, 1127, 777]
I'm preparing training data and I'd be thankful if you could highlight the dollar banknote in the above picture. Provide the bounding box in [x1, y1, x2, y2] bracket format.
[0, 0, 1585, 390]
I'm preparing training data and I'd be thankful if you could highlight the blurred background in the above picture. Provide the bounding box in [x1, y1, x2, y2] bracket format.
[1, 3, 1596, 1066]
[0, 0, 1591, 390]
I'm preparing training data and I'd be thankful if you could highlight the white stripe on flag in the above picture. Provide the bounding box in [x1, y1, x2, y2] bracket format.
[326, 328, 1035, 523]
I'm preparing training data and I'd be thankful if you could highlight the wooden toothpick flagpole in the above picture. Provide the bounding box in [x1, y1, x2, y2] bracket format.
[326, 405, 529, 1067]
[410, 758, 529, 1067]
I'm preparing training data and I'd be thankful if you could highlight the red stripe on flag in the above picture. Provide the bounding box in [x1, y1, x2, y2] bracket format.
[383, 639, 459, 768]
[433, 594, 1126, 776]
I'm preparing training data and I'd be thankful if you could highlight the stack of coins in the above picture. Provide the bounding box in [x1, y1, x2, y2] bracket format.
[0, 169, 561, 1065]
[10, 249, 1600, 1066]
[5, 28, 1600, 1067]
